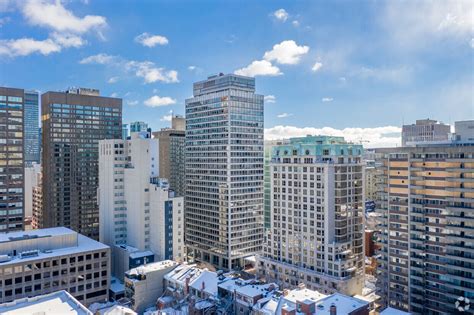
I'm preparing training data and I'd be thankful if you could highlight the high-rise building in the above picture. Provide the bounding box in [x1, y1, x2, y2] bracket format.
[41, 88, 122, 240]
[129, 121, 148, 133]
[99, 132, 184, 277]
[23, 91, 40, 165]
[453, 120, 474, 143]
[258, 136, 365, 296]
[0, 227, 110, 306]
[24, 162, 41, 219]
[152, 115, 186, 196]
[401, 119, 451, 146]
[375, 144, 474, 314]
[185, 73, 264, 270]
[0, 87, 25, 233]
[122, 123, 129, 140]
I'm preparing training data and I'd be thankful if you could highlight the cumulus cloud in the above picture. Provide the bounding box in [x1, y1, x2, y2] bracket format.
[264, 95, 276, 103]
[235, 60, 282, 77]
[21, 0, 107, 34]
[79, 53, 117, 64]
[80, 54, 179, 84]
[273, 9, 288, 22]
[322, 97, 333, 102]
[108, 76, 119, 84]
[160, 111, 174, 121]
[126, 61, 178, 84]
[292, 20, 300, 27]
[265, 125, 401, 148]
[135, 32, 168, 47]
[311, 62, 323, 72]
[263, 40, 309, 65]
[144, 95, 176, 107]
[0, 37, 61, 56]
[277, 113, 293, 118]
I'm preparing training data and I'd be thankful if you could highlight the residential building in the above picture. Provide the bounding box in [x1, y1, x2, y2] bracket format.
[453, 120, 474, 143]
[41, 88, 122, 240]
[124, 260, 179, 314]
[122, 123, 129, 140]
[31, 170, 43, 230]
[401, 119, 450, 146]
[99, 132, 185, 279]
[24, 162, 41, 218]
[23, 90, 40, 165]
[258, 136, 365, 296]
[375, 144, 474, 314]
[129, 121, 148, 133]
[185, 73, 264, 270]
[365, 165, 377, 202]
[0, 290, 93, 315]
[152, 115, 186, 196]
[0, 227, 110, 306]
[0, 87, 25, 233]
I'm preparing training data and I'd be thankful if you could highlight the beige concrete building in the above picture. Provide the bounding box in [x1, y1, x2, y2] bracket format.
[375, 144, 474, 314]
[0, 227, 110, 306]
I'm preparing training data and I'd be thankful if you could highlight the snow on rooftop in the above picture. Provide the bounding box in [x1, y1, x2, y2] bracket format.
[0, 226, 75, 243]
[127, 260, 177, 276]
[0, 290, 92, 315]
[110, 277, 125, 293]
[313, 293, 368, 315]
[99, 304, 137, 315]
[189, 270, 218, 296]
[380, 307, 412, 315]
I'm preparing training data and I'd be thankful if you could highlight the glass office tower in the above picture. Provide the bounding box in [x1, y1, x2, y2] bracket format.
[41, 88, 122, 240]
[24, 90, 40, 164]
[185, 73, 264, 270]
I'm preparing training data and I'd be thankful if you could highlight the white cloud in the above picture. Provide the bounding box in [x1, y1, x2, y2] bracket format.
[188, 66, 196, 71]
[292, 20, 300, 27]
[135, 32, 168, 47]
[383, 1, 474, 49]
[235, 60, 282, 77]
[354, 66, 413, 83]
[263, 40, 309, 65]
[110, 92, 118, 98]
[322, 97, 333, 102]
[264, 95, 276, 103]
[0, 37, 61, 57]
[160, 113, 172, 121]
[265, 125, 402, 148]
[79, 53, 117, 64]
[127, 61, 178, 84]
[339, 76, 346, 82]
[108, 76, 119, 84]
[21, 0, 107, 34]
[471, 38, 474, 48]
[273, 9, 288, 22]
[144, 95, 176, 107]
[277, 113, 293, 118]
[50, 32, 85, 48]
[311, 62, 323, 72]
[126, 100, 138, 106]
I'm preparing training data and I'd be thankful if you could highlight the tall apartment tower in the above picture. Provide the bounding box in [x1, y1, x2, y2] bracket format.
[24, 90, 40, 165]
[258, 136, 365, 296]
[152, 115, 186, 196]
[129, 121, 148, 133]
[99, 132, 184, 277]
[185, 73, 264, 270]
[401, 119, 451, 146]
[0, 87, 25, 232]
[41, 88, 122, 240]
[375, 145, 474, 314]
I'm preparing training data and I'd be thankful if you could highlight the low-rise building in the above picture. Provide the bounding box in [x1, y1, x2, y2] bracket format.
[0, 290, 92, 315]
[0, 227, 110, 306]
[124, 260, 179, 314]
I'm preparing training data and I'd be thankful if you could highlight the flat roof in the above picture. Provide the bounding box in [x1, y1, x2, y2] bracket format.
[127, 260, 177, 276]
[314, 293, 368, 315]
[380, 307, 412, 315]
[0, 290, 92, 315]
[0, 226, 75, 243]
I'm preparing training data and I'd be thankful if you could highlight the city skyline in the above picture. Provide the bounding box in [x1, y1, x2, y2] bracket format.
[1, 1, 473, 148]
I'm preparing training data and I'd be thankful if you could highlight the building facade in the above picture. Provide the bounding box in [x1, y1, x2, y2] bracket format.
[258, 136, 365, 296]
[23, 91, 40, 165]
[454, 120, 474, 143]
[129, 121, 148, 133]
[41, 88, 122, 240]
[0, 227, 110, 306]
[152, 115, 186, 197]
[24, 162, 41, 219]
[401, 119, 451, 146]
[99, 132, 185, 277]
[0, 87, 24, 233]
[185, 73, 264, 270]
[375, 145, 474, 314]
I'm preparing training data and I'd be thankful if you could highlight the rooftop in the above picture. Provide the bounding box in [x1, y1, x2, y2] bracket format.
[313, 293, 369, 315]
[0, 290, 92, 315]
[126, 260, 178, 277]
[380, 307, 412, 315]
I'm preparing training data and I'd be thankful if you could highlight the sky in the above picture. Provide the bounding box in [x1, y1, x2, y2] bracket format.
[0, 0, 473, 147]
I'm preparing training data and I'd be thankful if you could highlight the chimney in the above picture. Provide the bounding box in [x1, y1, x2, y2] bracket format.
[330, 303, 337, 315]
[185, 276, 191, 295]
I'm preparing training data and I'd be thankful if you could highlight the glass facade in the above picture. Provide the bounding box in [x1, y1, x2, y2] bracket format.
[41, 91, 122, 240]
[24, 91, 40, 164]
[0, 87, 24, 232]
[185, 74, 264, 270]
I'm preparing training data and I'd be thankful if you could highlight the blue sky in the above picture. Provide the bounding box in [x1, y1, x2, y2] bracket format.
[0, 0, 473, 147]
